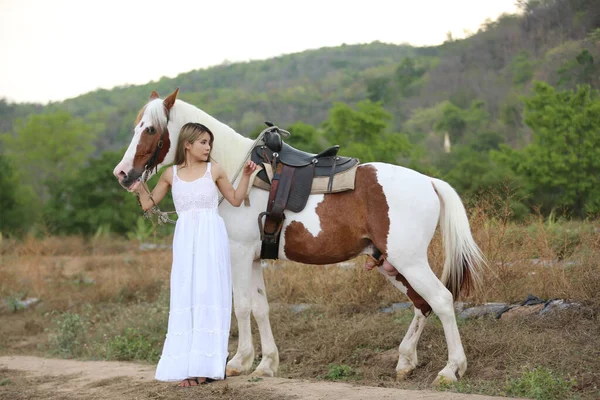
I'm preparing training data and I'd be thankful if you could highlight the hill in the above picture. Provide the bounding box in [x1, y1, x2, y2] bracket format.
[1, 0, 599, 156]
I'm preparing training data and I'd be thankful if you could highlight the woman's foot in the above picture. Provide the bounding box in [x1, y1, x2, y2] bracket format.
[177, 377, 207, 387]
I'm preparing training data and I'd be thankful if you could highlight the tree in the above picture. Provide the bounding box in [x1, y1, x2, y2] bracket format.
[324, 100, 390, 146]
[366, 76, 391, 103]
[322, 100, 413, 164]
[44, 150, 165, 235]
[557, 49, 599, 89]
[1, 111, 95, 202]
[395, 57, 426, 96]
[285, 122, 323, 154]
[509, 51, 534, 85]
[0, 155, 32, 234]
[435, 146, 528, 218]
[497, 82, 600, 216]
[434, 103, 467, 145]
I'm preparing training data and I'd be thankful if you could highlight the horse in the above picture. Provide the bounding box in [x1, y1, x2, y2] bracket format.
[113, 88, 485, 385]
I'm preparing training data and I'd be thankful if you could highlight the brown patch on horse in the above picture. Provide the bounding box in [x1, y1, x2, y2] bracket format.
[283, 165, 390, 264]
[132, 126, 171, 170]
[453, 255, 473, 299]
[156, 128, 171, 165]
[395, 273, 432, 316]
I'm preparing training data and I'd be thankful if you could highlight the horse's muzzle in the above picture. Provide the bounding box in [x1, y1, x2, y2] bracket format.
[119, 168, 144, 190]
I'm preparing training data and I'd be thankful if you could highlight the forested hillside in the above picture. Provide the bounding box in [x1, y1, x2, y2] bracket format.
[2, 0, 600, 235]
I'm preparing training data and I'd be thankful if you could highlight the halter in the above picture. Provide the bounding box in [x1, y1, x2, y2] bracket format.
[135, 107, 177, 225]
[143, 107, 170, 176]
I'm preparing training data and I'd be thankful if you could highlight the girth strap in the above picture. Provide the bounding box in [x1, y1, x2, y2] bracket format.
[260, 164, 296, 259]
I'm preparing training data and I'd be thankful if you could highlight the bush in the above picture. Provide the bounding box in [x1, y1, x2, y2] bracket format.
[324, 364, 356, 380]
[105, 327, 161, 362]
[505, 366, 576, 400]
[48, 312, 89, 358]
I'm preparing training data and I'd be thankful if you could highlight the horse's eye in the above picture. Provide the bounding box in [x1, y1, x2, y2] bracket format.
[147, 127, 156, 134]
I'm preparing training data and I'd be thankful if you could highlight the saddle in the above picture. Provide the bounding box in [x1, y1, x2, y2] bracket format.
[250, 122, 359, 259]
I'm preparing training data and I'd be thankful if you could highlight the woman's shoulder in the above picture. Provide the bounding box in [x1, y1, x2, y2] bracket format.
[210, 161, 223, 175]
[160, 165, 174, 183]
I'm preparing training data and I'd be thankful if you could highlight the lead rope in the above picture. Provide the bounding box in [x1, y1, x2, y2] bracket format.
[134, 168, 178, 225]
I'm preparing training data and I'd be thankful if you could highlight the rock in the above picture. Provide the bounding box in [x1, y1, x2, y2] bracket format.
[496, 295, 583, 319]
[290, 303, 312, 313]
[2, 297, 41, 312]
[139, 243, 171, 251]
[497, 303, 545, 320]
[380, 302, 412, 313]
[540, 299, 582, 315]
[458, 303, 508, 319]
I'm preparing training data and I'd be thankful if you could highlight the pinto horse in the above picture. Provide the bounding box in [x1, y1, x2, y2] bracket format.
[113, 88, 485, 385]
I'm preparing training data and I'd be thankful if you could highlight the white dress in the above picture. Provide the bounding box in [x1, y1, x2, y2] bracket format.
[155, 163, 232, 381]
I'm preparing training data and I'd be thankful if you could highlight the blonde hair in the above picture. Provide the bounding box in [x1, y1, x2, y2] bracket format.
[174, 123, 215, 166]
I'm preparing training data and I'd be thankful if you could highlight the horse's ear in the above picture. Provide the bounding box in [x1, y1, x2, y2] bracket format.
[163, 87, 179, 111]
[150, 90, 160, 100]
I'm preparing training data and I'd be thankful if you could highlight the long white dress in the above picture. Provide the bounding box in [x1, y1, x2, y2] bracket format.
[155, 163, 232, 381]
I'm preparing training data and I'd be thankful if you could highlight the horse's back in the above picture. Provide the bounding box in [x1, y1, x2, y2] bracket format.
[365, 162, 439, 206]
[366, 162, 441, 249]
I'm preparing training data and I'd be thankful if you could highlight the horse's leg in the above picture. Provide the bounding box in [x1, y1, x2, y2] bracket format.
[388, 258, 466, 384]
[249, 260, 279, 377]
[226, 246, 255, 376]
[377, 267, 429, 380]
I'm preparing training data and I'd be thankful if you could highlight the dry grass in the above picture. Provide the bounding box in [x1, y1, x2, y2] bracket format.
[263, 212, 600, 309]
[0, 236, 170, 311]
[1, 202, 599, 398]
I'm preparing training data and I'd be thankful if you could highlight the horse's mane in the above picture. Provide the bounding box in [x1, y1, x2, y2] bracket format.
[135, 99, 168, 130]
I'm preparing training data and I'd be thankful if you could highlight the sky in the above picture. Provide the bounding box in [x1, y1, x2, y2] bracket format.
[0, 0, 519, 104]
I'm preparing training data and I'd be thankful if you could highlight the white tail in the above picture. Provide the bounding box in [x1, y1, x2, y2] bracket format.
[431, 178, 485, 299]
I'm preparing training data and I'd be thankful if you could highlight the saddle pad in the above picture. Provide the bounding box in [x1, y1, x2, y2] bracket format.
[252, 163, 358, 195]
[251, 145, 358, 179]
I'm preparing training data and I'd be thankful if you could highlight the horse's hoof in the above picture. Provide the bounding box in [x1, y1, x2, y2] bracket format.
[396, 368, 413, 381]
[432, 371, 457, 386]
[250, 368, 274, 378]
[226, 367, 243, 377]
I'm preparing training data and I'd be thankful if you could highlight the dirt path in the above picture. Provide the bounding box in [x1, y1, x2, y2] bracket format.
[0, 355, 520, 400]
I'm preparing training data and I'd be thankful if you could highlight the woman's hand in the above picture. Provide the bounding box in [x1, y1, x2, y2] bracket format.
[242, 160, 258, 177]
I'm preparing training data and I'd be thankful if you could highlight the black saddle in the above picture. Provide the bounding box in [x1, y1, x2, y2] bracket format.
[251, 122, 359, 260]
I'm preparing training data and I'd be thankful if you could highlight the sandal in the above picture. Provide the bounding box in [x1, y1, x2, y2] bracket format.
[178, 377, 204, 387]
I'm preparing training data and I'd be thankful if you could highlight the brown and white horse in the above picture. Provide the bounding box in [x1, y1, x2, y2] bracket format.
[113, 88, 485, 384]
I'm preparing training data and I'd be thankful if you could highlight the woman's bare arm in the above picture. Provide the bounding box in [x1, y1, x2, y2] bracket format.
[214, 161, 257, 207]
[136, 167, 173, 211]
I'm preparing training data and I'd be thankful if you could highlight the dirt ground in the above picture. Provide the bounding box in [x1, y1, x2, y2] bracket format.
[0, 356, 520, 400]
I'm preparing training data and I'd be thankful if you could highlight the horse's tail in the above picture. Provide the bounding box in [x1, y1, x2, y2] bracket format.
[430, 178, 485, 300]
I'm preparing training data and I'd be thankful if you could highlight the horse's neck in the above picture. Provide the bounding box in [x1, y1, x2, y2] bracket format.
[171, 101, 254, 182]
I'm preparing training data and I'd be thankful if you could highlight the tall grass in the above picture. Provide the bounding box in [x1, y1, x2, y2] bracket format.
[1, 196, 599, 398]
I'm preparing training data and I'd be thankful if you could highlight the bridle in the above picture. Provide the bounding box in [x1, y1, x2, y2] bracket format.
[135, 107, 177, 225]
[141, 107, 170, 182]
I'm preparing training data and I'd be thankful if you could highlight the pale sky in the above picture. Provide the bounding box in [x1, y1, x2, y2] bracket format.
[0, 0, 519, 104]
